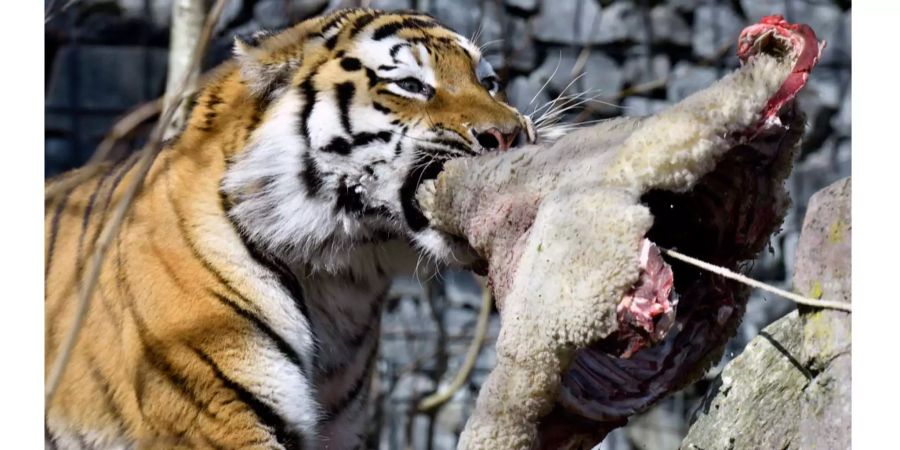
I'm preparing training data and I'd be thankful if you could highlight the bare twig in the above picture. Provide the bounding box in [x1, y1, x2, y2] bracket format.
[45, 0, 80, 24]
[45, 0, 229, 406]
[418, 278, 493, 412]
[661, 247, 852, 313]
[45, 99, 163, 200]
[164, 0, 206, 139]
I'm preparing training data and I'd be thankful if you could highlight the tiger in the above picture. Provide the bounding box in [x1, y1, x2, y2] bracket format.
[45, 8, 536, 450]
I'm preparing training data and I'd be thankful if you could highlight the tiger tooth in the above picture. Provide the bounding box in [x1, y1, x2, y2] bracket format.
[416, 179, 437, 219]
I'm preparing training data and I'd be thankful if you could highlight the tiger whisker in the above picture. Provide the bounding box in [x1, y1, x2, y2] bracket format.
[529, 51, 563, 107]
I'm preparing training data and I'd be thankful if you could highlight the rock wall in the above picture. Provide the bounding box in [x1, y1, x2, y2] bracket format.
[44, 1, 851, 448]
[681, 177, 851, 450]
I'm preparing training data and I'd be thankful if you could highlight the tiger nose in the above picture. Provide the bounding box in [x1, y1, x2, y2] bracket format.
[472, 127, 521, 151]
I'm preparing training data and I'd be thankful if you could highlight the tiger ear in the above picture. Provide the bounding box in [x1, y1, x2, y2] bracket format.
[234, 35, 294, 100]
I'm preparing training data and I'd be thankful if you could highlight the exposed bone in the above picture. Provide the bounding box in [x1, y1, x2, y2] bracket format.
[416, 16, 821, 450]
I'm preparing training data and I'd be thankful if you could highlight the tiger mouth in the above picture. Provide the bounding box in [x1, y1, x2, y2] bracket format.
[400, 155, 455, 240]
[542, 104, 803, 438]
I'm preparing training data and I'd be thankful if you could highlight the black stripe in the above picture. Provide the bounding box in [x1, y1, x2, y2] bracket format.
[149, 240, 190, 295]
[298, 77, 317, 148]
[394, 132, 405, 156]
[123, 289, 224, 437]
[376, 88, 405, 99]
[364, 67, 381, 89]
[324, 34, 339, 50]
[87, 359, 127, 433]
[428, 138, 476, 155]
[372, 21, 405, 41]
[211, 291, 310, 378]
[230, 224, 313, 335]
[327, 342, 379, 415]
[376, 64, 396, 71]
[114, 229, 220, 448]
[320, 137, 352, 155]
[372, 18, 438, 41]
[334, 176, 365, 215]
[371, 101, 392, 115]
[389, 43, 409, 62]
[74, 172, 111, 276]
[299, 153, 325, 196]
[335, 82, 356, 134]
[190, 346, 300, 449]
[319, 10, 352, 35]
[348, 11, 380, 39]
[340, 57, 362, 72]
[82, 152, 141, 267]
[45, 186, 73, 277]
[318, 300, 382, 378]
[351, 131, 392, 147]
[45, 425, 58, 450]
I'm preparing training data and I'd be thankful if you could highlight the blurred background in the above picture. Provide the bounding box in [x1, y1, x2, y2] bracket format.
[44, 0, 851, 448]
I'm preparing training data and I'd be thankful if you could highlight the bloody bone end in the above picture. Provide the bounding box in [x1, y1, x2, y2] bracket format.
[615, 239, 677, 358]
[738, 14, 824, 130]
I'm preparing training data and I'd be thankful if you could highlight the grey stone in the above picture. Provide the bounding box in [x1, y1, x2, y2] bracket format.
[595, 2, 646, 44]
[254, 0, 291, 29]
[692, 5, 743, 59]
[443, 271, 483, 309]
[682, 178, 851, 450]
[289, 0, 329, 18]
[582, 52, 624, 114]
[506, 18, 538, 72]
[737, 289, 797, 352]
[667, 62, 718, 103]
[791, 138, 851, 219]
[429, 0, 483, 41]
[682, 310, 806, 450]
[531, 49, 582, 95]
[474, 0, 506, 68]
[740, 0, 788, 22]
[650, 5, 691, 46]
[797, 69, 846, 141]
[369, 0, 412, 11]
[622, 53, 670, 88]
[434, 395, 469, 447]
[46, 45, 168, 110]
[791, 2, 847, 64]
[621, 96, 668, 117]
[668, 0, 705, 13]
[443, 308, 477, 336]
[793, 177, 852, 450]
[392, 373, 436, 402]
[793, 177, 851, 306]
[503, 76, 539, 117]
[627, 406, 685, 450]
[505, 0, 538, 13]
[118, 0, 173, 28]
[843, 11, 852, 59]
[532, 0, 603, 45]
[215, 0, 246, 32]
[45, 138, 77, 177]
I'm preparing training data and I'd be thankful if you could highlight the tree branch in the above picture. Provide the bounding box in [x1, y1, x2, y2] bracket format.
[45, 0, 229, 406]
[418, 278, 493, 412]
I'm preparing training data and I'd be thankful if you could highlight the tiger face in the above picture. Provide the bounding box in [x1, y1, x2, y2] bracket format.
[222, 10, 535, 269]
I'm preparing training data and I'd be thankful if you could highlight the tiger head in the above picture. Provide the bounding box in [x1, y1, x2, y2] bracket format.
[220, 9, 535, 270]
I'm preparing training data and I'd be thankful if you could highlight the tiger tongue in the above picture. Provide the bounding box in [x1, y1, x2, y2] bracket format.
[614, 239, 677, 358]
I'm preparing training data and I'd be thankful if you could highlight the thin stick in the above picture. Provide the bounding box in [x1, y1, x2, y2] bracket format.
[418, 279, 493, 412]
[45, 0, 229, 406]
[45, 99, 163, 200]
[660, 247, 852, 313]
